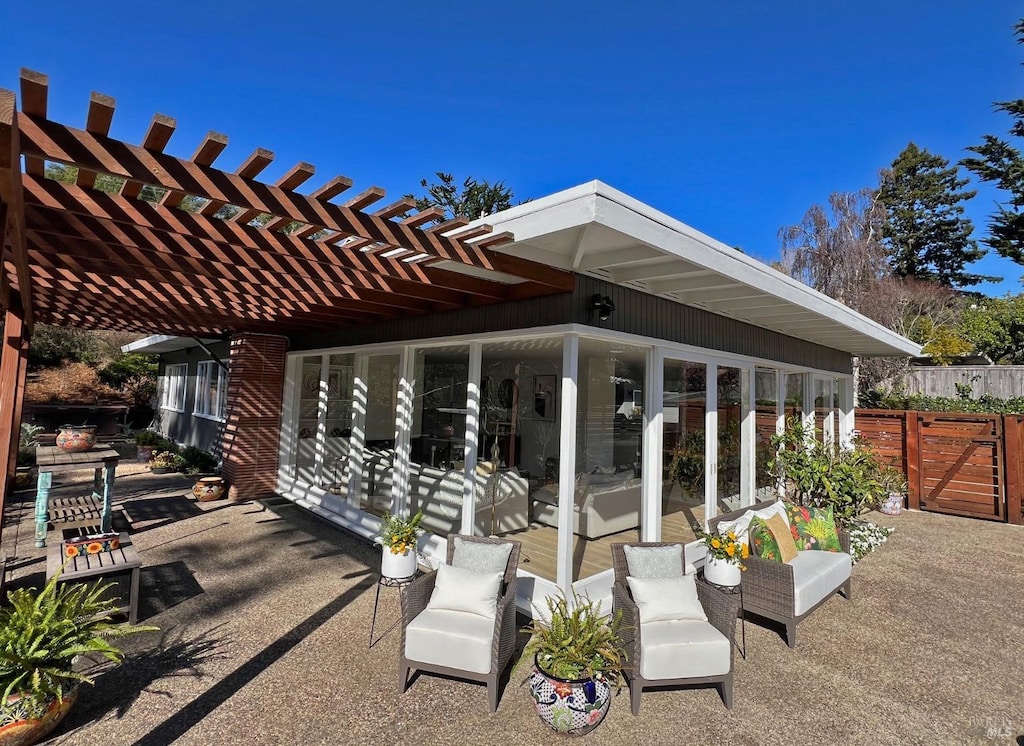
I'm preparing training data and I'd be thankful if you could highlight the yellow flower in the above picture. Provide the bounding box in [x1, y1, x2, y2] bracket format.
[727, 531, 736, 541]
[725, 544, 735, 557]
[710, 538, 721, 549]
[741, 545, 750, 559]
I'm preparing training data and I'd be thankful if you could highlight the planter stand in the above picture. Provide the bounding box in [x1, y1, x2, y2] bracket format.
[369, 574, 415, 649]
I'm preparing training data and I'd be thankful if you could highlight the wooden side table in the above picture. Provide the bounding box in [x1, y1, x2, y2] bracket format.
[46, 532, 142, 624]
[34, 446, 120, 547]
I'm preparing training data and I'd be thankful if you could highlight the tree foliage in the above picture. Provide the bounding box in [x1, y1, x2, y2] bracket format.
[962, 19, 1024, 270]
[778, 189, 888, 308]
[29, 325, 102, 368]
[98, 353, 158, 407]
[409, 172, 514, 220]
[878, 142, 989, 287]
[957, 295, 1024, 364]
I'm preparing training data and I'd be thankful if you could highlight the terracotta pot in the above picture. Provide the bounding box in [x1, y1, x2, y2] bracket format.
[528, 657, 611, 736]
[192, 476, 226, 502]
[0, 689, 77, 746]
[55, 425, 97, 454]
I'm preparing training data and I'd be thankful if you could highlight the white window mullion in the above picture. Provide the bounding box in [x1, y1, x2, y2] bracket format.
[704, 363, 718, 525]
[556, 334, 579, 596]
[641, 347, 663, 541]
[347, 354, 369, 507]
[461, 342, 482, 535]
[741, 366, 755, 508]
[775, 369, 786, 497]
[313, 354, 329, 485]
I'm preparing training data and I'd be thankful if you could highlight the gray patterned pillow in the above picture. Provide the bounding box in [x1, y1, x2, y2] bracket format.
[452, 537, 514, 575]
[623, 544, 683, 579]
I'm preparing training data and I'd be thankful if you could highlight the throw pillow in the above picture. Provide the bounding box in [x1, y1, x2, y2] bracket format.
[749, 516, 783, 562]
[426, 563, 502, 618]
[763, 512, 798, 563]
[626, 575, 708, 624]
[452, 537, 514, 574]
[716, 499, 789, 547]
[623, 544, 683, 578]
[784, 503, 843, 552]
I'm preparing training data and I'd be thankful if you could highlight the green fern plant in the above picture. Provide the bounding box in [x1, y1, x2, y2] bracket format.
[523, 593, 626, 687]
[0, 568, 157, 716]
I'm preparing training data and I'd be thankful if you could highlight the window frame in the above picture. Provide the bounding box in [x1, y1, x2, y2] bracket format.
[161, 363, 188, 413]
[193, 361, 229, 422]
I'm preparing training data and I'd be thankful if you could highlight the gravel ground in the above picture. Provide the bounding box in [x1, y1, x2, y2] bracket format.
[3, 470, 1022, 746]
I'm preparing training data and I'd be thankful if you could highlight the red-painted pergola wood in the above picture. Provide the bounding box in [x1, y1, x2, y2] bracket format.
[0, 68, 573, 524]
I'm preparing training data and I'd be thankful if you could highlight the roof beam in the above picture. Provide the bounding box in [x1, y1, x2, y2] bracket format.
[610, 259, 705, 283]
[120, 113, 176, 199]
[76, 92, 116, 189]
[677, 286, 765, 304]
[646, 272, 732, 295]
[574, 245, 663, 272]
[19, 69, 47, 177]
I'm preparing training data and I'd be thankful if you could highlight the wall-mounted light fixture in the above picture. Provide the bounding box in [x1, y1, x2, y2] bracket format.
[590, 294, 615, 321]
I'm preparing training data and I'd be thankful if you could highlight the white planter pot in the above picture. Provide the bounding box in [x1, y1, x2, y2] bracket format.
[704, 556, 742, 587]
[381, 546, 417, 580]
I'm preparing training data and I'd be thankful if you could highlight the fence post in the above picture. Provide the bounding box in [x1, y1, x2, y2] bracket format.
[1004, 415, 1023, 525]
[905, 411, 921, 511]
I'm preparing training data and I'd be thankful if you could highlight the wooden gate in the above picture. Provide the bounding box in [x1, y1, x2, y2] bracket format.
[912, 413, 1004, 521]
[856, 409, 1023, 524]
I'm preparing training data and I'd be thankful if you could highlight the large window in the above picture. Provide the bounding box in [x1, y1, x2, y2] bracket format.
[161, 363, 187, 412]
[194, 361, 228, 421]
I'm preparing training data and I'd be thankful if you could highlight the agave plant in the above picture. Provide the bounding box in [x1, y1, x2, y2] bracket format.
[0, 569, 157, 716]
[523, 593, 626, 687]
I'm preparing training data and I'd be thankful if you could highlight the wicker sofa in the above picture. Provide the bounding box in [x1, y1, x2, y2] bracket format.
[708, 499, 853, 648]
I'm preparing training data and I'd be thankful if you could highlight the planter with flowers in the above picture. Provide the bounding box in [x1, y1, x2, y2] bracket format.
[150, 451, 184, 475]
[523, 592, 625, 736]
[698, 526, 749, 586]
[376, 511, 423, 580]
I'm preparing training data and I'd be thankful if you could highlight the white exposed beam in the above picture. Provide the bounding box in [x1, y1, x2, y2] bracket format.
[575, 245, 663, 271]
[646, 272, 728, 295]
[610, 259, 704, 283]
[569, 224, 591, 269]
[678, 287, 764, 304]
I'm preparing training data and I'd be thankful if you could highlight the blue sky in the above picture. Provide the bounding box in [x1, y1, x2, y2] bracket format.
[2, 1, 1021, 295]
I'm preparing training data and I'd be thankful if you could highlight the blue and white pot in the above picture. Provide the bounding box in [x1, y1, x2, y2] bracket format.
[528, 656, 612, 736]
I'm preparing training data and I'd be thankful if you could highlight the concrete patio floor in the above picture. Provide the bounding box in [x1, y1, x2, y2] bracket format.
[2, 469, 1022, 746]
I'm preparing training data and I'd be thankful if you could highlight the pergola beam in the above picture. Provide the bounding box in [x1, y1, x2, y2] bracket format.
[0, 88, 34, 328]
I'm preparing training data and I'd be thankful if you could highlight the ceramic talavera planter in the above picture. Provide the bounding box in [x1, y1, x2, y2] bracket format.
[880, 491, 904, 516]
[55, 425, 97, 454]
[380, 546, 417, 580]
[704, 556, 742, 587]
[0, 689, 77, 746]
[529, 657, 611, 736]
[192, 476, 226, 502]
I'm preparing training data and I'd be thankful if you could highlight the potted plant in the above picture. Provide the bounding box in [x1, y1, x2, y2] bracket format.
[55, 424, 98, 454]
[697, 526, 748, 586]
[523, 593, 626, 736]
[132, 429, 165, 462]
[0, 572, 156, 746]
[376, 511, 423, 579]
[150, 450, 184, 474]
[179, 447, 225, 501]
[878, 466, 907, 516]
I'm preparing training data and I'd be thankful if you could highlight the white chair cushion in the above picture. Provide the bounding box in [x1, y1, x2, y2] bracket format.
[716, 500, 789, 545]
[623, 544, 683, 578]
[425, 563, 502, 617]
[790, 550, 853, 616]
[451, 538, 513, 575]
[627, 575, 707, 623]
[404, 608, 495, 674]
[639, 620, 731, 680]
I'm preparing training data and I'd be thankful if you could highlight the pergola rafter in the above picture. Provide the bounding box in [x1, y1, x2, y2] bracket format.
[0, 66, 576, 510]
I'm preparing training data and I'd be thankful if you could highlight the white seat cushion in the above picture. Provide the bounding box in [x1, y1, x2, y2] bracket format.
[425, 563, 502, 617]
[639, 620, 731, 680]
[790, 550, 852, 616]
[404, 608, 495, 674]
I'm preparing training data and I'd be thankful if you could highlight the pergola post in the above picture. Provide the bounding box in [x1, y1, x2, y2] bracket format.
[0, 301, 28, 543]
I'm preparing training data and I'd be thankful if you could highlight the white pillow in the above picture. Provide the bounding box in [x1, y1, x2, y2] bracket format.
[627, 575, 708, 624]
[717, 500, 789, 544]
[426, 563, 502, 618]
[623, 544, 683, 579]
[452, 537, 513, 575]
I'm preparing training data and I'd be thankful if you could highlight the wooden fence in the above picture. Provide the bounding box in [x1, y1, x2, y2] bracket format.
[856, 409, 1023, 525]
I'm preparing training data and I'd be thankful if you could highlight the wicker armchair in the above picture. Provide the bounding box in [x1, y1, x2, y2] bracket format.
[611, 542, 738, 714]
[708, 500, 853, 648]
[398, 535, 521, 712]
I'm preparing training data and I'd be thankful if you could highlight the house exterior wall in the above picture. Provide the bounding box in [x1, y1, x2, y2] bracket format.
[288, 278, 853, 374]
[156, 341, 230, 453]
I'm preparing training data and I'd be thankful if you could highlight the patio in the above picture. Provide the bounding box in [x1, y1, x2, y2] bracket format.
[3, 469, 1021, 745]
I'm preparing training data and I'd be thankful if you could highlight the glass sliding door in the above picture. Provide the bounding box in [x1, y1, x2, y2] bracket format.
[571, 339, 646, 581]
[662, 358, 707, 544]
[358, 353, 401, 514]
[408, 346, 471, 538]
[716, 365, 746, 513]
[754, 367, 780, 501]
[294, 355, 324, 484]
[322, 353, 354, 492]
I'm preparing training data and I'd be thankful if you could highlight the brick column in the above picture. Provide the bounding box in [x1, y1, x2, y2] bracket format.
[221, 333, 289, 501]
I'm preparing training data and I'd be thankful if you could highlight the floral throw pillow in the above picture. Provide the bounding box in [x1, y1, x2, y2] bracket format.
[748, 516, 783, 562]
[784, 503, 842, 552]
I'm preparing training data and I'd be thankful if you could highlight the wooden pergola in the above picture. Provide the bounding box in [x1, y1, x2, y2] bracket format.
[0, 68, 573, 511]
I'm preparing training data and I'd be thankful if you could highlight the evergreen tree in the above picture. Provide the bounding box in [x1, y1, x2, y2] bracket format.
[962, 19, 1024, 272]
[878, 142, 990, 288]
[409, 172, 514, 220]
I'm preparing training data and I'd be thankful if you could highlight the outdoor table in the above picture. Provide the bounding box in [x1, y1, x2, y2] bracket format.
[34, 446, 119, 548]
[46, 531, 141, 624]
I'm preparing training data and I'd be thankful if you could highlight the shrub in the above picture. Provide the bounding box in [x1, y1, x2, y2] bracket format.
[25, 363, 122, 404]
[180, 446, 218, 476]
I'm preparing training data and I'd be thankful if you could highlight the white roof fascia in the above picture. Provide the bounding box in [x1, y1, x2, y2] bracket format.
[121, 335, 221, 354]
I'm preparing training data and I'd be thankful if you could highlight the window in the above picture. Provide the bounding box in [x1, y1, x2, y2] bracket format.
[161, 364, 188, 412]
[194, 361, 229, 420]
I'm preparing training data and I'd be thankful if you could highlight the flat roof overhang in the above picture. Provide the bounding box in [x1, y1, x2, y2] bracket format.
[437, 181, 920, 358]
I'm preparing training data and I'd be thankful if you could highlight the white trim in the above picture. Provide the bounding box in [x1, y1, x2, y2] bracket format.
[193, 360, 228, 423]
[556, 334, 578, 595]
[741, 366, 755, 508]
[461, 343, 482, 535]
[705, 362, 718, 525]
[347, 354, 369, 508]
[161, 363, 188, 413]
[641, 347, 663, 541]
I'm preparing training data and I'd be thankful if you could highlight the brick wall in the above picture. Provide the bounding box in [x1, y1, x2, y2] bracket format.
[221, 334, 288, 500]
